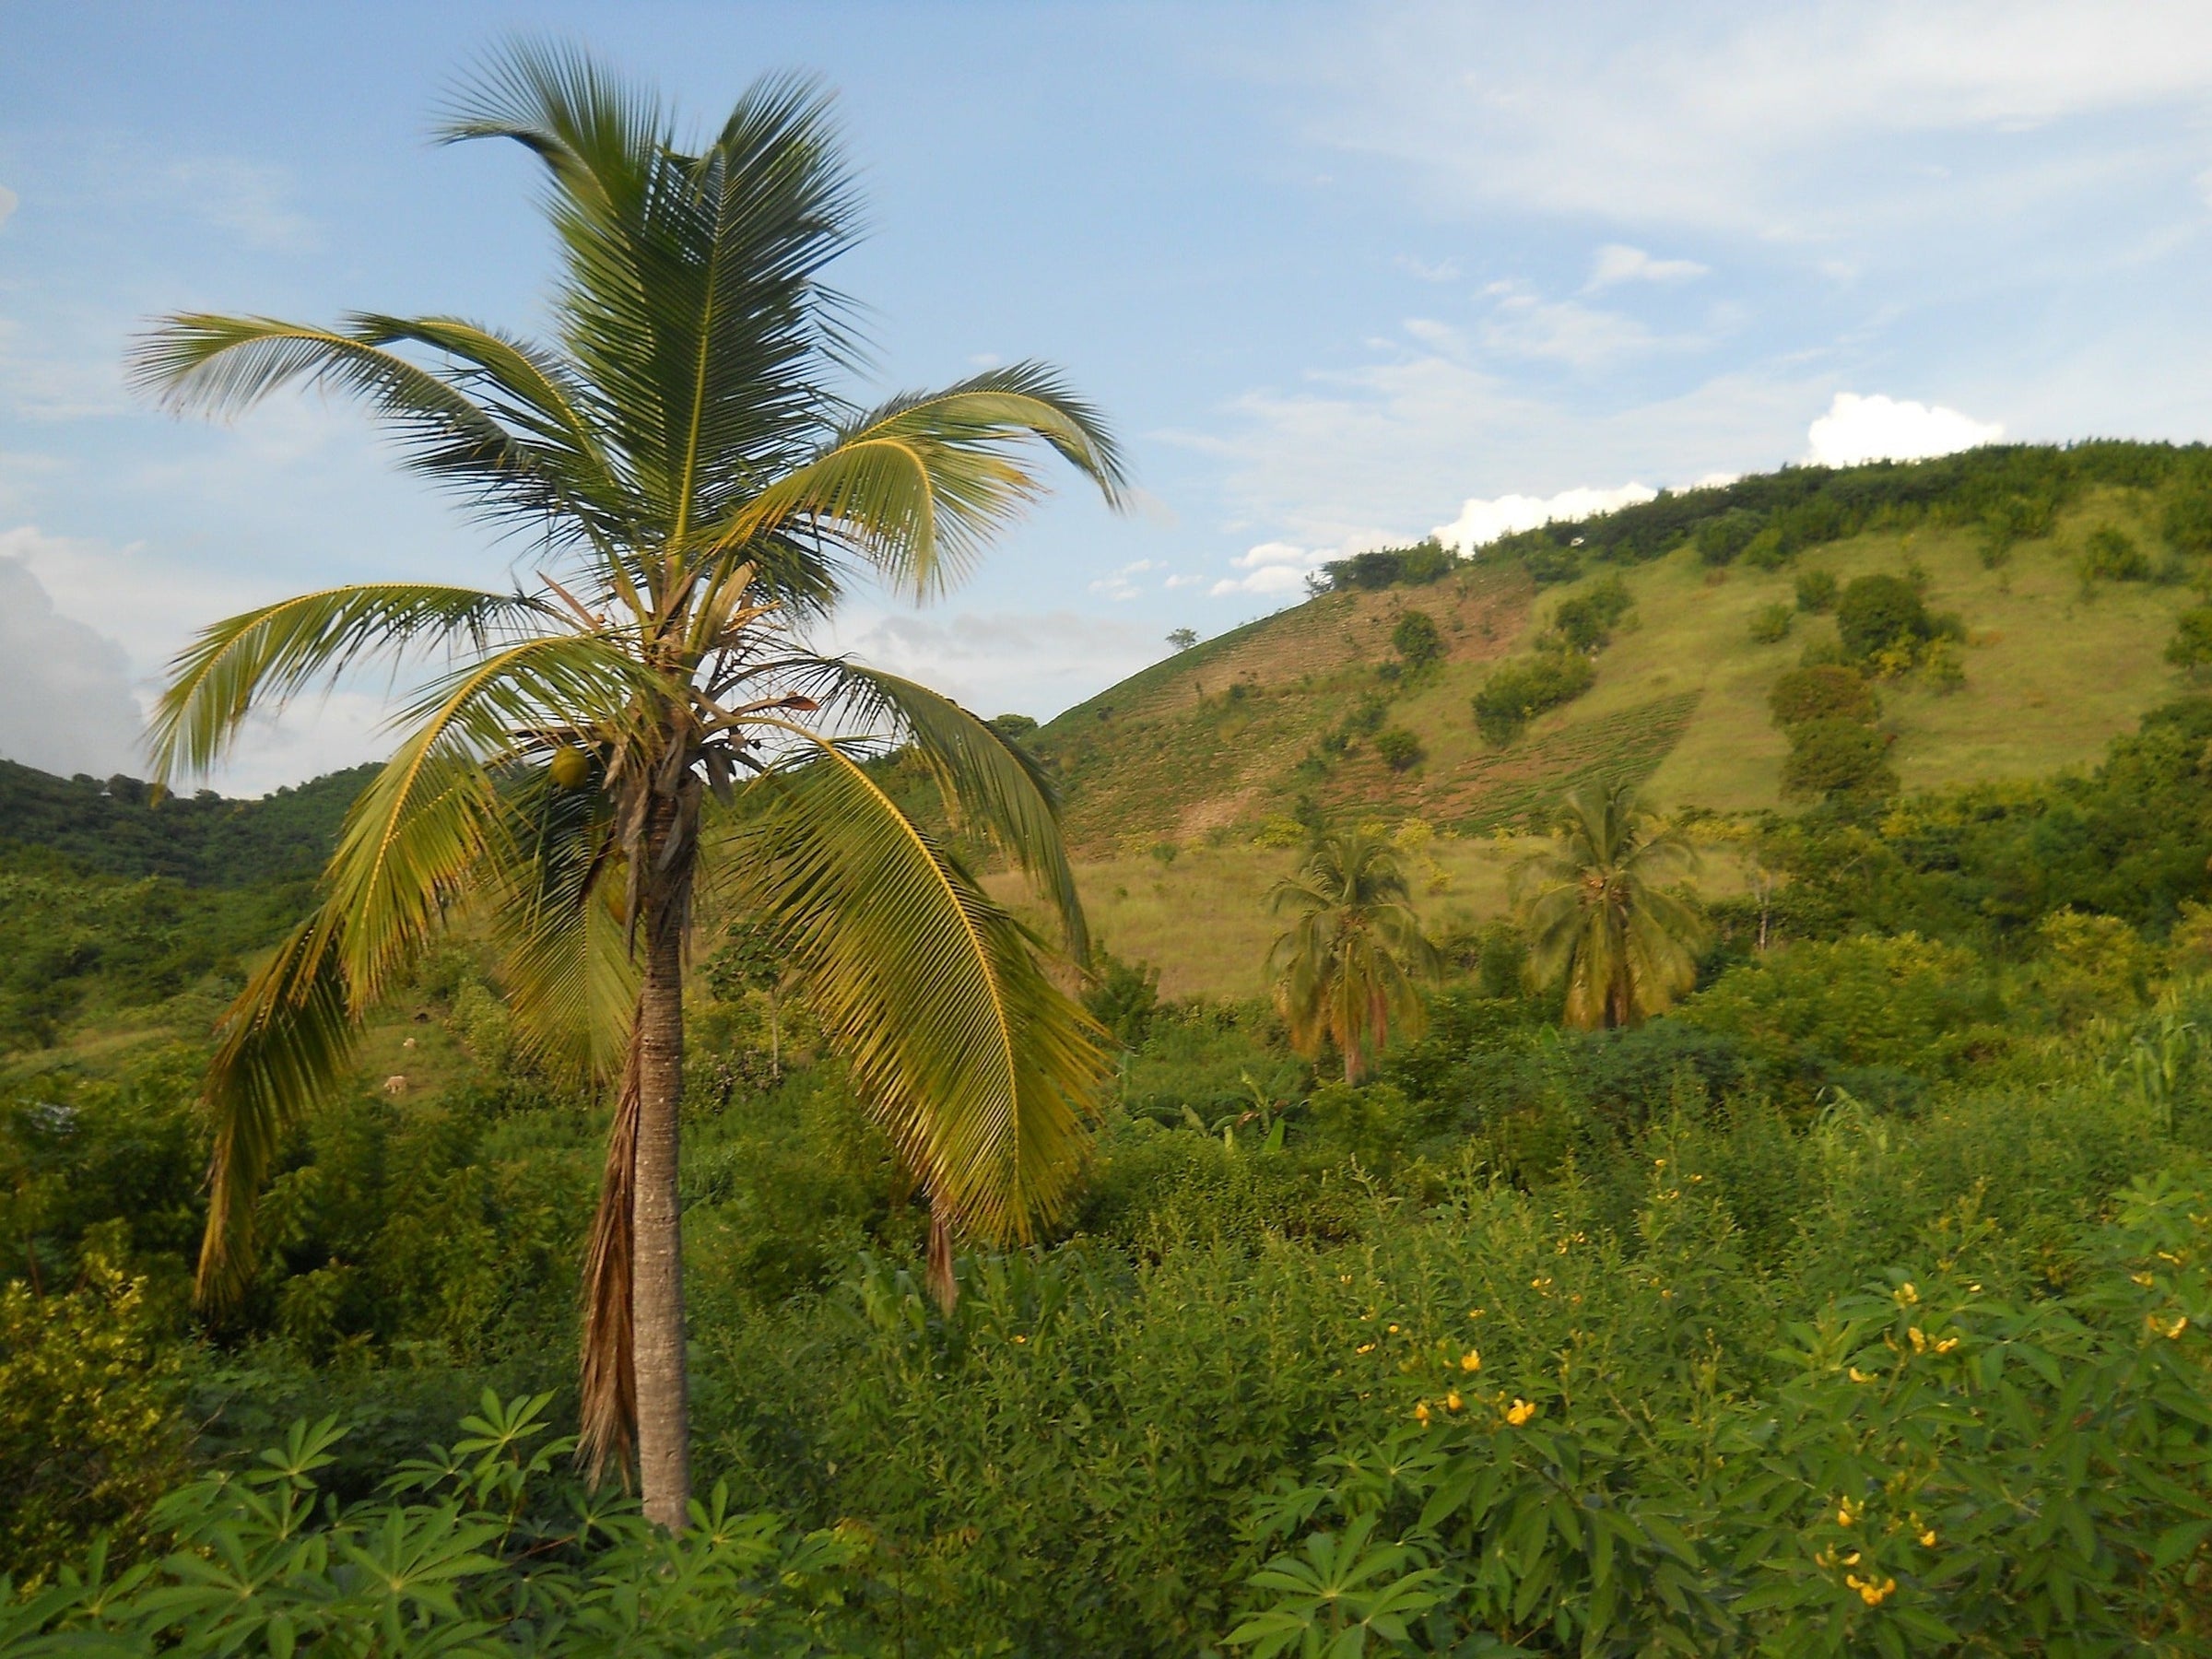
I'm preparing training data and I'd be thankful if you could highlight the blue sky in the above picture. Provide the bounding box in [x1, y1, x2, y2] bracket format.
[7, 3, 2212, 791]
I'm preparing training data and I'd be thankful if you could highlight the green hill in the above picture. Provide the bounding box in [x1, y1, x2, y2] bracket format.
[1009, 441, 2212, 993]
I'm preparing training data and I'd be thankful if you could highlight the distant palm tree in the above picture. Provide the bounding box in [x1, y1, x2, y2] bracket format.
[129, 44, 1124, 1528]
[1267, 827, 1439, 1083]
[1515, 782, 1708, 1030]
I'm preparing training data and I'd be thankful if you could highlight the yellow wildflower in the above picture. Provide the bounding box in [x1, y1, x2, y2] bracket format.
[1506, 1398, 1537, 1426]
[1838, 1497, 1859, 1527]
[1935, 1336, 1959, 1354]
[1846, 1573, 1896, 1606]
[1908, 1327, 1926, 1353]
[1387, 1324, 1400, 1334]
[1896, 1283, 1919, 1306]
[1919, 1529, 1937, 1547]
[1445, 1391, 1464, 1411]
[2133, 1272, 2156, 1288]
[2150, 1313, 2190, 1339]
[1012, 1334, 1027, 1344]
[1461, 1349, 1482, 1372]
[1356, 1343, 1375, 1355]
[1414, 1402, 1432, 1426]
[1849, 1366, 1877, 1383]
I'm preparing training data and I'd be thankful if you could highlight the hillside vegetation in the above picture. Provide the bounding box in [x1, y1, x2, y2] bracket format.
[1026, 441, 2212, 991]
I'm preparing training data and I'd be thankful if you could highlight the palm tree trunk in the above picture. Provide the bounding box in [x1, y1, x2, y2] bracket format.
[632, 814, 692, 1530]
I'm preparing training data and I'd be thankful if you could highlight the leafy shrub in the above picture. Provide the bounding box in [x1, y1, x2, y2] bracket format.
[1769, 664, 1878, 728]
[1549, 575, 1632, 651]
[1781, 718, 1898, 802]
[2168, 606, 2212, 675]
[1084, 950, 1162, 1048]
[1740, 526, 1788, 570]
[1322, 538, 1456, 592]
[1747, 602, 1794, 644]
[1471, 651, 1595, 747]
[2081, 525, 2151, 582]
[2165, 488, 2212, 555]
[1695, 510, 1763, 566]
[1371, 728, 1424, 771]
[1389, 609, 1441, 671]
[1794, 569, 1838, 612]
[1835, 573, 1934, 661]
[1491, 527, 1582, 585]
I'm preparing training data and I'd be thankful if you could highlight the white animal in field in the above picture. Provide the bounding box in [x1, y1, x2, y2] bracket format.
[402, 1037, 417, 1050]
[382, 1076, 408, 1096]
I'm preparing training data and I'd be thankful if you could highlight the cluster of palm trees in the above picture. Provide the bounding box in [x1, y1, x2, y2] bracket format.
[137, 41, 1713, 1535]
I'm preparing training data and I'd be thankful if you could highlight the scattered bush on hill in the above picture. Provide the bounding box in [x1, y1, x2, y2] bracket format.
[2080, 524, 2151, 582]
[1835, 572, 1935, 661]
[1747, 602, 1794, 643]
[1472, 651, 1596, 747]
[2164, 486, 2212, 555]
[2166, 606, 2212, 677]
[1320, 537, 1456, 592]
[1389, 608, 1441, 672]
[1547, 574, 1632, 651]
[1769, 663, 1895, 803]
[1695, 508, 1763, 565]
[1794, 568, 1838, 612]
[1372, 727, 1424, 771]
[1769, 664, 1880, 728]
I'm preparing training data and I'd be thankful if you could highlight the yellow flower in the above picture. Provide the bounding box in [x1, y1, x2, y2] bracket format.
[1935, 1336, 1959, 1354]
[1838, 1497, 1859, 1527]
[2133, 1272, 2156, 1288]
[1012, 1334, 1027, 1344]
[1896, 1283, 1919, 1306]
[1467, 1308, 1485, 1319]
[1505, 1398, 1537, 1427]
[1356, 1342, 1375, 1355]
[1414, 1402, 1432, 1426]
[1848, 1366, 1877, 1383]
[1445, 1391, 1464, 1411]
[1907, 1327, 1926, 1353]
[1386, 1324, 1400, 1334]
[1919, 1529, 1937, 1547]
[1460, 1349, 1482, 1372]
[2150, 1313, 2190, 1339]
[1846, 1573, 1896, 1606]
[1339, 1274, 1353, 1284]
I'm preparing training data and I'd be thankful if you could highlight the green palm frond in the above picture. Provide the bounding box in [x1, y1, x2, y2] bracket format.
[195, 915, 358, 1308]
[148, 584, 551, 781]
[323, 634, 654, 1007]
[722, 729, 1107, 1242]
[720, 364, 1128, 600]
[768, 657, 1089, 958]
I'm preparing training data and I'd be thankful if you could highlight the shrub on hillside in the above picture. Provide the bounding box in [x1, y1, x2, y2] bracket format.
[1695, 509, 1763, 566]
[1768, 664, 1879, 728]
[1780, 717, 1897, 803]
[1390, 609, 1441, 671]
[1372, 727, 1424, 771]
[1794, 569, 1837, 612]
[1322, 538, 1456, 592]
[1549, 575, 1632, 651]
[1747, 602, 1794, 644]
[1472, 651, 1595, 746]
[2080, 525, 2151, 582]
[1835, 573, 1934, 661]
[2167, 606, 2212, 676]
[2163, 487, 2212, 555]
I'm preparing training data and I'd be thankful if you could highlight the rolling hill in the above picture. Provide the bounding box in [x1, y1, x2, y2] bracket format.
[1004, 441, 2212, 993]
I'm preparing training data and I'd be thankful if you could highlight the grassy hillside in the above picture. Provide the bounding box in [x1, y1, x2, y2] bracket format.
[1014, 443, 2212, 991]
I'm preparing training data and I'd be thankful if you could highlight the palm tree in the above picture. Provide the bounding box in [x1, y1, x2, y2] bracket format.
[1266, 827, 1438, 1083]
[1514, 782, 1709, 1030]
[128, 45, 1126, 1529]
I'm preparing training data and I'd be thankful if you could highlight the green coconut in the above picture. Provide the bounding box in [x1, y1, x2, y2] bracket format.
[548, 745, 593, 789]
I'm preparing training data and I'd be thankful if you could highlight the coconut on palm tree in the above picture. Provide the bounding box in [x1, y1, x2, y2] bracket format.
[129, 45, 1125, 1528]
[1514, 782, 1709, 1030]
[1266, 826, 1438, 1083]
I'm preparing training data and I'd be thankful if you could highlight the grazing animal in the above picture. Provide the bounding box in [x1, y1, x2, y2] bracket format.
[382, 1076, 407, 1097]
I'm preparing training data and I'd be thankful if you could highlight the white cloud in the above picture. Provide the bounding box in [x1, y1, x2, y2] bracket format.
[1804, 393, 2003, 466]
[1431, 484, 1660, 553]
[1088, 558, 1159, 601]
[1586, 243, 1709, 288]
[1476, 287, 1661, 368]
[815, 607, 1161, 723]
[0, 553, 144, 777]
[1164, 571, 1204, 589]
[1394, 254, 1461, 282]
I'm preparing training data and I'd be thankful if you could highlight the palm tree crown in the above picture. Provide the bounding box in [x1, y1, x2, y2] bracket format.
[128, 44, 1126, 1525]
[1266, 827, 1439, 1084]
[1514, 782, 1709, 1030]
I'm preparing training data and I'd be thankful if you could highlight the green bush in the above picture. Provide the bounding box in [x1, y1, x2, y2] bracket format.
[1794, 569, 1838, 612]
[1781, 717, 1898, 802]
[1695, 510, 1763, 566]
[1835, 573, 1934, 661]
[2168, 606, 2212, 675]
[1747, 602, 1794, 644]
[1549, 575, 1632, 652]
[1371, 727, 1424, 771]
[1768, 664, 1879, 728]
[2164, 488, 2212, 555]
[2081, 525, 2151, 582]
[1471, 651, 1596, 747]
[1323, 538, 1455, 592]
[1389, 609, 1441, 671]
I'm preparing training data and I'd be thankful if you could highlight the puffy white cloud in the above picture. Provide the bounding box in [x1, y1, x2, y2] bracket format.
[1432, 484, 1659, 553]
[1587, 243, 1709, 288]
[0, 552, 145, 777]
[1804, 393, 2003, 466]
[1477, 288, 1658, 368]
[1088, 559, 1159, 601]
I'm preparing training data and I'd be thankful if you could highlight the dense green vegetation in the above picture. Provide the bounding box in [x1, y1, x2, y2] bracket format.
[13, 688, 2212, 1651]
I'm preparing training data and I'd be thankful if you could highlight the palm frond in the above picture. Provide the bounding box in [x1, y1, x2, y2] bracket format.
[720, 730, 1107, 1243]
[767, 657, 1089, 957]
[195, 914, 358, 1308]
[148, 583, 548, 782]
[713, 363, 1128, 601]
